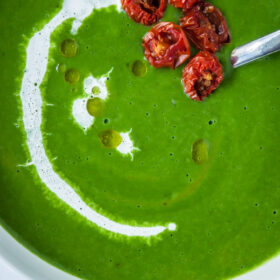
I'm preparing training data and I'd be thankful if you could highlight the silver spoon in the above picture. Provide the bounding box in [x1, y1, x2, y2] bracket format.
[231, 30, 280, 68]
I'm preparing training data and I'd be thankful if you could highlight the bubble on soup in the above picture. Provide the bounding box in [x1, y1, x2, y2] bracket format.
[192, 139, 209, 165]
[60, 39, 78, 58]
[86, 98, 105, 117]
[131, 60, 147, 77]
[99, 130, 122, 149]
[64, 68, 80, 84]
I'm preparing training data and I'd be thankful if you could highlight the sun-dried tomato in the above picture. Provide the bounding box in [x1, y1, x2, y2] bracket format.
[169, 0, 200, 11]
[182, 51, 223, 101]
[143, 22, 191, 68]
[121, 0, 167, 25]
[180, 1, 230, 53]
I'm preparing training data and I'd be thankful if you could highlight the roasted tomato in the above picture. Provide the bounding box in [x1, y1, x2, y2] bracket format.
[169, 0, 200, 11]
[182, 51, 223, 101]
[121, 0, 167, 25]
[180, 1, 230, 53]
[143, 22, 191, 68]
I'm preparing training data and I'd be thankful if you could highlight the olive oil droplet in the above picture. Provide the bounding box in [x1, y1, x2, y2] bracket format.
[99, 130, 122, 149]
[86, 98, 105, 117]
[131, 60, 147, 77]
[192, 139, 209, 165]
[56, 63, 66, 73]
[92, 86, 101, 95]
[64, 68, 80, 84]
[60, 39, 78, 58]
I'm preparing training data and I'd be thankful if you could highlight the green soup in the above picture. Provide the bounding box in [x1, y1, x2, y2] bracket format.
[1, 0, 280, 280]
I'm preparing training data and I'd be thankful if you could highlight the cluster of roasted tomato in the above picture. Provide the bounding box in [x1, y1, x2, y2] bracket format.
[121, 0, 230, 101]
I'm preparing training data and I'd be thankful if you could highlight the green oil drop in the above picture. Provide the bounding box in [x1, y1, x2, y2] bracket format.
[64, 68, 80, 84]
[131, 60, 147, 77]
[86, 98, 105, 117]
[192, 139, 209, 165]
[99, 130, 122, 149]
[92, 86, 101, 95]
[57, 63, 66, 73]
[60, 39, 78, 58]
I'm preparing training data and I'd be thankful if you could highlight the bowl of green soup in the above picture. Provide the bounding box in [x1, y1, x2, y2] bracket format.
[1, 0, 280, 279]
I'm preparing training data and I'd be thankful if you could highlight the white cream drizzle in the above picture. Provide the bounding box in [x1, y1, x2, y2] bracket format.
[19, 0, 176, 237]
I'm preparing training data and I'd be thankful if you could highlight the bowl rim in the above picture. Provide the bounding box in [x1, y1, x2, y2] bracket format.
[1, 225, 280, 280]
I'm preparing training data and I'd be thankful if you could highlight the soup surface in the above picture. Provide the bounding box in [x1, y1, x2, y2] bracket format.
[1, 0, 280, 279]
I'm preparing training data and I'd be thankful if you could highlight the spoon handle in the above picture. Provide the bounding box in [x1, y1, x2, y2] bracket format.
[231, 30, 280, 68]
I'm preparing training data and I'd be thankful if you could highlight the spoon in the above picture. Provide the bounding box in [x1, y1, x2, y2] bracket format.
[231, 30, 280, 68]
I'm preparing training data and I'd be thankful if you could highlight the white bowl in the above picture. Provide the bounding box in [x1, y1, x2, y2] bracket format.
[2, 1, 279, 279]
[1, 225, 280, 280]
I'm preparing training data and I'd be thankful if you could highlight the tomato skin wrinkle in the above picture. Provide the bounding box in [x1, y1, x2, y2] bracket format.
[143, 22, 191, 69]
[180, 1, 231, 53]
[182, 51, 223, 101]
[121, 0, 167, 25]
[169, 0, 200, 11]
